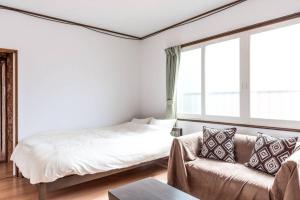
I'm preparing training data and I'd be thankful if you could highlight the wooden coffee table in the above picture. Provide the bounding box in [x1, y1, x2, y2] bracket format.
[108, 178, 199, 200]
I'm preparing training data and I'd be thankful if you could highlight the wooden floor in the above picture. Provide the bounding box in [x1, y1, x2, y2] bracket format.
[0, 165, 167, 200]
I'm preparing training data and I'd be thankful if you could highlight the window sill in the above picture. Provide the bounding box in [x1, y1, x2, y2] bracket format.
[177, 117, 300, 133]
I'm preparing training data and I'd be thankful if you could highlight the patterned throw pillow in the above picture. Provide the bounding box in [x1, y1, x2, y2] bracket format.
[246, 133, 298, 175]
[294, 144, 300, 153]
[201, 126, 237, 163]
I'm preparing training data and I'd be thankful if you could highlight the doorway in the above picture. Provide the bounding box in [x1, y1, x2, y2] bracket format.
[0, 49, 18, 179]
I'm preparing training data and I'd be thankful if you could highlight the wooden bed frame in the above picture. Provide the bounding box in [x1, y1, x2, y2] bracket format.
[31, 156, 168, 200]
[21, 128, 182, 200]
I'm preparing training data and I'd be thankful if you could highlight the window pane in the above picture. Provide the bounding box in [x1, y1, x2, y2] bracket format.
[205, 39, 240, 117]
[177, 48, 202, 114]
[250, 23, 300, 121]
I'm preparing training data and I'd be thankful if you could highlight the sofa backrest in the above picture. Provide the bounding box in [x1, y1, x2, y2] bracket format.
[234, 134, 257, 164]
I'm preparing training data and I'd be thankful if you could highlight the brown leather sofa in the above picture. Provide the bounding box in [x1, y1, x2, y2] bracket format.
[168, 132, 300, 200]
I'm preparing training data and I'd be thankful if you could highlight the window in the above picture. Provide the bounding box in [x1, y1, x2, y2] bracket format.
[177, 19, 300, 129]
[250, 23, 300, 121]
[177, 48, 202, 114]
[205, 39, 240, 117]
[177, 38, 240, 118]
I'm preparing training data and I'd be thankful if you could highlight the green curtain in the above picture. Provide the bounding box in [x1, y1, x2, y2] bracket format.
[165, 46, 181, 119]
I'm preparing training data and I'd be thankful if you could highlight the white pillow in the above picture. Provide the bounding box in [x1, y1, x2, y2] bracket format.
[131, 117, 152, 124]
[149, 118, 176, 132]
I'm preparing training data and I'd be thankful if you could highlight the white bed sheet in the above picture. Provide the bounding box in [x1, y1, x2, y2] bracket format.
[11, 122, 174, 184]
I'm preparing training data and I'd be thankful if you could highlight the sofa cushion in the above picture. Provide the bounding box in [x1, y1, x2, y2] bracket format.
[201, 126, 236, 163]
[186, 158, 274, 200]
[234, 134, 257, 164]
[246, 133, 298, 175]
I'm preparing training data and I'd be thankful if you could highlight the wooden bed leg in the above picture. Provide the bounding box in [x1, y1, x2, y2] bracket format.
[19, 173, 24, 178]
[17, 168, 24, 178]
[37, 183, 47, 200]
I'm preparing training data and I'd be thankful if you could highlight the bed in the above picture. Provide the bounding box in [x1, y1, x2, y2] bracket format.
[11, 121, 179, 200]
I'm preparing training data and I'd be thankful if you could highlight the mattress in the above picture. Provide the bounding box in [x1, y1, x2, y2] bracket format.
[11, 122, 173, 184]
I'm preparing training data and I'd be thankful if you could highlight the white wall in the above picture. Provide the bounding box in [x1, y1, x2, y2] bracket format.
[2, 0, 300, 140]
[0, 10, 141, 139]
[140, 0, 300, 136]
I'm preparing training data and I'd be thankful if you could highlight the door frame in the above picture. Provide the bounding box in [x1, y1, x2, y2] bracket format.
[0, 48, 18, 175]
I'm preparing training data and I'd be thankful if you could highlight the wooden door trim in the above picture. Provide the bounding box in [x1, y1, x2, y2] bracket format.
[0, 48, 18, 175]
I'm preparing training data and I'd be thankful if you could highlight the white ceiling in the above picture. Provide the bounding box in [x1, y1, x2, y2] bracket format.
[0, 0, 235, 37]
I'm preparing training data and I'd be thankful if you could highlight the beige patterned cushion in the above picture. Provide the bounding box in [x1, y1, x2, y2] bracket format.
[200, 126, 237, 163]
[246, 133, 298, 175]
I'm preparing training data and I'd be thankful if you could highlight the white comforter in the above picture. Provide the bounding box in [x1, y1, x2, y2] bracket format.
[11, 122, 174, 184]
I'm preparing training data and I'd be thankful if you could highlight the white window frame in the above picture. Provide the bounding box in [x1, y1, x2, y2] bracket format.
[177, 17, 300, 129]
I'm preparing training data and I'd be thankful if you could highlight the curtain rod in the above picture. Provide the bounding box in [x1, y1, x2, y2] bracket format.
[181, 12, 300, 48]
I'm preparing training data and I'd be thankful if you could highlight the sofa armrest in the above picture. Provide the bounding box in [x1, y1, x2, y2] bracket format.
[272, 149, 300, 200]
[167, 132, 202, 192]
[174, 132, 202, 161]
